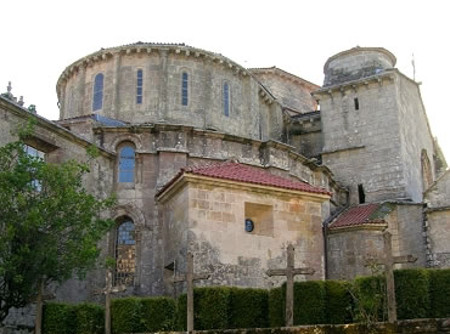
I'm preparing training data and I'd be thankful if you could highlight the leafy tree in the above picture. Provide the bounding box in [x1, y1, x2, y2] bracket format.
[0, 132, 114, 323]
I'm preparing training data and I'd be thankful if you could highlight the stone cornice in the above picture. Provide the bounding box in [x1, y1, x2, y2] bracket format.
[327, 222, 387, 234]
[426, 205, 450, 213]
[157, 172, 331, 204]
[312, 70, 397, 97]
[324, 47, 397, 73]
[93, 122, 345, 196]
[322, 145, 366, 155]
[56, 43, 252, 96]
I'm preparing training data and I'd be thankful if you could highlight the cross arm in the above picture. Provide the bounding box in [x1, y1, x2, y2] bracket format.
[393, 255, 417, 264]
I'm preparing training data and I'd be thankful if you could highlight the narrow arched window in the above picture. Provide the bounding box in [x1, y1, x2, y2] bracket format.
[181, 72, 188, 106]
[93, 73, 104, 111]
[421, 150, 433, 191]
[223, 82, 230, 116]
[136, 69, 143, 104]
[118, 146, 135, 183]
[115, 219, 136, 286]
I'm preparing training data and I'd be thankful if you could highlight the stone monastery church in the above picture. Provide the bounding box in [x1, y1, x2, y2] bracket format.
[1, 43, 450, 302]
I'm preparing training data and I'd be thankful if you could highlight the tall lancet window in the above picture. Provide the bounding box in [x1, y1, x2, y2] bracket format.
[115, 219, 136, 286]
[93, 73, 104, 111]
[136, 69, 143, 104]
[118, 145, 135, 183]
[223, 82, 230, 117]
[181, 72, 188, 106]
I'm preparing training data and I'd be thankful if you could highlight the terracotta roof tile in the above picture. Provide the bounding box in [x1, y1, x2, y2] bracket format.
[329, 203, 385, 229]
[159, 162, 331, 197]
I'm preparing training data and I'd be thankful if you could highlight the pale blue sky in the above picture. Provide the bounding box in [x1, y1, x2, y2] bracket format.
[2, 0, 449, 161]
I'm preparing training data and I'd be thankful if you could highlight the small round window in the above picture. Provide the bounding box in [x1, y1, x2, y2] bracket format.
[245, 219, 254, 233]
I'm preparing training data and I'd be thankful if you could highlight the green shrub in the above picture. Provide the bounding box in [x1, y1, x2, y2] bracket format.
[43, 302, 76, 334]
[429, 268, 450, 318]
[196, 286, 231, 330]
[228, 287, 269, 329]
[352, 275, 386, 323]
[177, 287, 231, 331]
[75, 303, 104, 334]
[268, 287, 284, 328]
[111, 297, 141, 333]
[324, 280, 353, 324]
[140, 296, 176, 332]
[176, 293, 188, 331]
[292, 281, 326, 325]
[394, 268, 430, 319]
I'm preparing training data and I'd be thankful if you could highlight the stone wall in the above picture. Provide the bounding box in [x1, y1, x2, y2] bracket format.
[249, 68, 318, 113]
[327, 227, 385, 279]
[396, 74, 435, 202]
[317, 73, 408, 204]
[323, 47, 396, 87]
[57, 44, 282, 142]
[158, 174, 329, 290]
[327, 203, 426, 280]
[425, 171, 450, 267]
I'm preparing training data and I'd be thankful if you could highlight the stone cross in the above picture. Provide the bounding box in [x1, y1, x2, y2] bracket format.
[266, 244, 315, 327]
[382, 231, 417, 323]
[93, 269, 126, 334]
[172, 252, 210, 333]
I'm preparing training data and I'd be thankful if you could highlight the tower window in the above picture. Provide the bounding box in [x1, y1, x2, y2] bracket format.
[181, 72, 188, 106]
[115, 219, 136, 286]
[358, 184, 365, 204]
[118, 145, 135, 183]
[223, 82, 230, 117]
[136, 69, 143, 104]
[93, 73, 104, 111]
[354, 98, 359, 110]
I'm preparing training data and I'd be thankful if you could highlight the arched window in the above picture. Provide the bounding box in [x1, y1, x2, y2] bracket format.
[421, 150, 433, 191]
[223, 82, 230, 116]
[136, 69, 143, 104]
[93, 73, 104, 111]
[181, 72, 188, 106]
[115, 219, 136, 286]
[118, 145, 135, 183]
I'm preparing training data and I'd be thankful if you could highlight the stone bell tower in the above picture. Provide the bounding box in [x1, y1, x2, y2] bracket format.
[313, 47, 435, 205]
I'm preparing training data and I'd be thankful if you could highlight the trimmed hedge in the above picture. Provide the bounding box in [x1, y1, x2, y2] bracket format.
[324, 280, 353, 324]
[352, 275, 386, 323]
[43, 302, 76, 334]
[429, 268, 450, 318]
[268, 287, 284, 328]
[177, 287, 231, 330]
[43, 268, 450, 332]
[43, 302, 103, 334]
[394, 268, 430, 320]
[139, 296, 176, 332]
[111, 297, 141, 333]
[74, 303, 104, 334]
[293, 281, 326, 325]
[228, 287, 269, 329]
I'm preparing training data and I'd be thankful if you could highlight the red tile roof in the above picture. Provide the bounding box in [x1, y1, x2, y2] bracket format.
[329, 203, 385, 229]
[158, 161, 331, 197]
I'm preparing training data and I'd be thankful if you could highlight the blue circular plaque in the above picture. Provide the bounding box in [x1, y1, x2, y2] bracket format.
[245, 219, 254, 232]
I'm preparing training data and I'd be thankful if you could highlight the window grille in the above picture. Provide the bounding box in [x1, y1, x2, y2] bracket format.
[115, 220, 136, 286]
[136, 69, 143, 104]
[181, 72, 188, 106]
